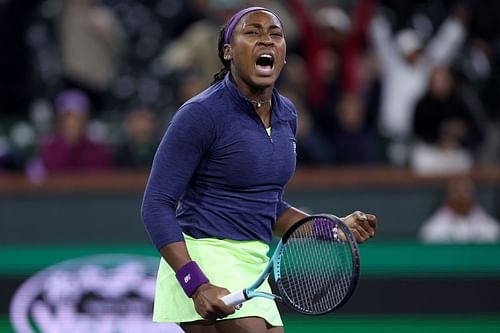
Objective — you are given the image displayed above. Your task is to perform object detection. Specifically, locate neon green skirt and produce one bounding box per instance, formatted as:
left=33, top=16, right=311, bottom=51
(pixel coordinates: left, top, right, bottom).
left=152, top=234, right=283, bottom=327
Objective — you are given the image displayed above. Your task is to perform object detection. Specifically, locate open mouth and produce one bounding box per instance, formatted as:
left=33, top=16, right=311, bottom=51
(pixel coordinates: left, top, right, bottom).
left=255, top=54, right=274, bottom=76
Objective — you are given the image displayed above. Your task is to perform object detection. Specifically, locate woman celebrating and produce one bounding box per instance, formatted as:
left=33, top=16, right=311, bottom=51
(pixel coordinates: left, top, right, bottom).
left=141, top=7, right=377, bottom=333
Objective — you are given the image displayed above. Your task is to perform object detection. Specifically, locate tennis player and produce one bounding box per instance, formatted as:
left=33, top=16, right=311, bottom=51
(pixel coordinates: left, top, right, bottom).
left=141, top=7, right=377, bottom=333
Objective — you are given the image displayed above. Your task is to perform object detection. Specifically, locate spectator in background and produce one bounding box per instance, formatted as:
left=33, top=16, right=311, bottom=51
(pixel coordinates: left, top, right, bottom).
left=284, top=0, right=379, bottom=168
left=114, top=106, right=159, bottom=170
left=37, top=89, right=113, bottom=172
left=286, top=0, right=376, bottom=119
left=57, top=0, right=125, bottom=112
left=280, top=89, right=334, bottom=165
left=331, top=93, right=378, bottom=165
left=410, top=66, right=485, bottom=175
left=175, top=71, right=207, bottom=107
left=463, top=0, right=500, bottom=121
left=278, top=54, right=334, bottom=165
left=161, top=0, right=298, bottom=88
left=370, top=4, right=468, bottom=165
left=419, top=177, right=500, bottom=243
left=160, top=0, right=244, bottom=87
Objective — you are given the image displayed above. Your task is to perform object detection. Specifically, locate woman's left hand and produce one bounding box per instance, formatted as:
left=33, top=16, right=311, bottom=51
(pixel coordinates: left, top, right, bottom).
left=342, top=211, right=377, bottom=243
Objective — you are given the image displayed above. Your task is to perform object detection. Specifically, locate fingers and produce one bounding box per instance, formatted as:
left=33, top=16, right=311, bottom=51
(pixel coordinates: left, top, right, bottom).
left=193, top=285, right=237, bottom=320
left=216, top=296, right=237, bottom=316
left=203, top=301, right=236, bottom=320
left=356, top=211, right=367, bottom=221
left=197, top=301, right=235, bottom=320
left=364, top=214, right=377, bottom=235
left=366, top=213, right=377, bottom=229
left=345, top=211, right=377, bottom=243
left=351, top=222, right=372, bottom=242
left=359, top=214, right=376, bottom=236
left=200, top=306, right=234, bottom=321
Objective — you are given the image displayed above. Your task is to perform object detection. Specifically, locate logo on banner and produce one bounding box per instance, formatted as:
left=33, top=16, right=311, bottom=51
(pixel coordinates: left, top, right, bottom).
left=9, top=254, right=183, bottom=333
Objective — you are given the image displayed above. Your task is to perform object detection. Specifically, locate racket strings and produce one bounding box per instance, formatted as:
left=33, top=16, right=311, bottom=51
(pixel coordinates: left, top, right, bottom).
left=278, top=218, right=356, bottom=314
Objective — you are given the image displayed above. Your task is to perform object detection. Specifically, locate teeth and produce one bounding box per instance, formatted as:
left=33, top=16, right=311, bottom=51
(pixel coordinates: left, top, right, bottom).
left=260, top=54, right=273, bottom=59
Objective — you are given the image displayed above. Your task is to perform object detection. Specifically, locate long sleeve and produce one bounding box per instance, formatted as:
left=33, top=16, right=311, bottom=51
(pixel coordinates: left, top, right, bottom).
left=425, top=17, right=466, bottom=67
left=286, top=0, right=329, bottom=108
left=141, top=102, right=215, bottom=250
left=276, top=116, right=297, bottom=219
left=369, top=15, right=400, bottom=69
left=341, top=0, right=377, bottom=93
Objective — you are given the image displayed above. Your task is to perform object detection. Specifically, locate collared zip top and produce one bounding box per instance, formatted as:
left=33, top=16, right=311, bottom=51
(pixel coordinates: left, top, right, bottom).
left=141, top=74, right=298, bottom=249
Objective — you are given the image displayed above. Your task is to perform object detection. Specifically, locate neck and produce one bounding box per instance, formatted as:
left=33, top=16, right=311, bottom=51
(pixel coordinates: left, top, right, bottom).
left=229, top=73, right=274, bottom=107
left=245, top=97, right=272, bottom=109
left=253, top=99, right=272, bottom=128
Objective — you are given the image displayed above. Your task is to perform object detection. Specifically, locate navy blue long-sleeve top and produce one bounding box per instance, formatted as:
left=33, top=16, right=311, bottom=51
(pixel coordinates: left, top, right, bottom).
left=141, top=74, right=297, bottom=250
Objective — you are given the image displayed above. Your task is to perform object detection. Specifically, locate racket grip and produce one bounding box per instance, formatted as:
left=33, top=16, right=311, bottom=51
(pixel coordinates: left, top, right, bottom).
left=221, top=289, right=248, bottom=307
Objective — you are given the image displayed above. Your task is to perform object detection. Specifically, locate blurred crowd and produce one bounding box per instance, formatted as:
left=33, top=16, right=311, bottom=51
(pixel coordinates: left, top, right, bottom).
left=1, top=0, right=500, bottom=177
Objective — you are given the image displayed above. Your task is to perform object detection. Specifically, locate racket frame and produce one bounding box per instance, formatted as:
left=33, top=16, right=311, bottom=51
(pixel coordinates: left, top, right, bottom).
left=275, top=214, right=360, bottom=315
left=221, top=214, right=360, bottom=313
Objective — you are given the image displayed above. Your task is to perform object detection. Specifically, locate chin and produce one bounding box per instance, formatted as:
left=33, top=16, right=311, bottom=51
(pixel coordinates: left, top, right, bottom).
left=253, top=79, right=275, bottom=88
left=251, top=74, right=280, bottom=89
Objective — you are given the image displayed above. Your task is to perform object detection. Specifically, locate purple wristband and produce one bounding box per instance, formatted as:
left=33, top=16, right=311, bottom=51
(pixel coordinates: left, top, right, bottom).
left=313, top=217, right=339, bottom=241
left=175, top=261, right=209, bottom=298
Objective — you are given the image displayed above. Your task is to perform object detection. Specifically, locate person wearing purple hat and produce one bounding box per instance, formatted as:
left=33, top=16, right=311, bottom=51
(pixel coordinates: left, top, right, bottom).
left=37, top=89, right=113, bottom=172
left=141, top=7, right=377, bottom=332
left=55, top=89, right=91, bottom=114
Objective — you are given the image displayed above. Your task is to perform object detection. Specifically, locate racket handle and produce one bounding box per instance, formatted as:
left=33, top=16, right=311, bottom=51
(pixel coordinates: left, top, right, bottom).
left=221, top=289, right=248, bottom=307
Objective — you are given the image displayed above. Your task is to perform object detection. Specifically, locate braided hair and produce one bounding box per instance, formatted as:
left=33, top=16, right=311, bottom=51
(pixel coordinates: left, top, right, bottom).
left=211, top=25, right=230, bottom=85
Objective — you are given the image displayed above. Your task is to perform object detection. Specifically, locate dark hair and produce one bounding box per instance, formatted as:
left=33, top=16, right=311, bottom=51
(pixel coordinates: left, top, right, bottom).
left=211, top=25, right=231, bottom=85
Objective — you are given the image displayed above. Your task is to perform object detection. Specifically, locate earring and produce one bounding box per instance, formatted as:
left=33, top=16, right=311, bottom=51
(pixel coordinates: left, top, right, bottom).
left=284, top=60, right=287, bottom=64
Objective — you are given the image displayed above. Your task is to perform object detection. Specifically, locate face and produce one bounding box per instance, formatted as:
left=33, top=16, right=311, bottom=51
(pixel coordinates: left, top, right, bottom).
left=224, top=10, right=286, bottom=93
left=430, top=67, right=453, bottom=98
left=320, top=26, right=346, bottom=49
left=446, top=178, right=475, bottom=216
left=336, top=94, right=363, bottom=132
left=403, top=48, right=423, bottom=65
left=58, top=111, right=88, bottom=146
left=124, top=108, right=156, bottom=143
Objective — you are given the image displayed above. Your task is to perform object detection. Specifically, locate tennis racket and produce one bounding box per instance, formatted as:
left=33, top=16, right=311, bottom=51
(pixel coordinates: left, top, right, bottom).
left=221, top=214, right=360, bottom=315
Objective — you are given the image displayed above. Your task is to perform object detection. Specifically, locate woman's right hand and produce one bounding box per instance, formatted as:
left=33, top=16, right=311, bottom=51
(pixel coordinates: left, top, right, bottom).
left=192, top=283, right=236, bottom=320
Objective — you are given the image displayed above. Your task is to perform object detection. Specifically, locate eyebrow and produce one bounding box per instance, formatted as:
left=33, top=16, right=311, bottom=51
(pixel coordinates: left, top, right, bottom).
left=243, top=23, right=283, bottom=31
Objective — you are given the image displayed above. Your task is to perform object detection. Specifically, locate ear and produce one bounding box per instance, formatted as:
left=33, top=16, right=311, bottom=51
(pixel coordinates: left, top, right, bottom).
left=223, top=44, right=232, bottom=61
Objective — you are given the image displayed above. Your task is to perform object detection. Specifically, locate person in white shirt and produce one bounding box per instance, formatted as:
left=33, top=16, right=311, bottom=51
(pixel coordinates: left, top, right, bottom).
left=370, top=5, right=468, bottom=164
left=419, top=177, right=500, bottom=243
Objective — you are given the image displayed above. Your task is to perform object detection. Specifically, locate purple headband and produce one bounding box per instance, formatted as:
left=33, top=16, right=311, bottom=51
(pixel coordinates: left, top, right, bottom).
left=223, top=6, right=281, bottom=44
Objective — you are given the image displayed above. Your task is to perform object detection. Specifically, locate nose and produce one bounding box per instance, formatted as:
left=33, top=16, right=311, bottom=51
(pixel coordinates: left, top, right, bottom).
left=258, top=33, right=274, bottom=46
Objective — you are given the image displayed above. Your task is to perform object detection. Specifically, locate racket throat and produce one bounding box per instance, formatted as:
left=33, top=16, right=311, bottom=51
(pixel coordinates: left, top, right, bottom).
left=250, top=290, right=283, bottom=302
